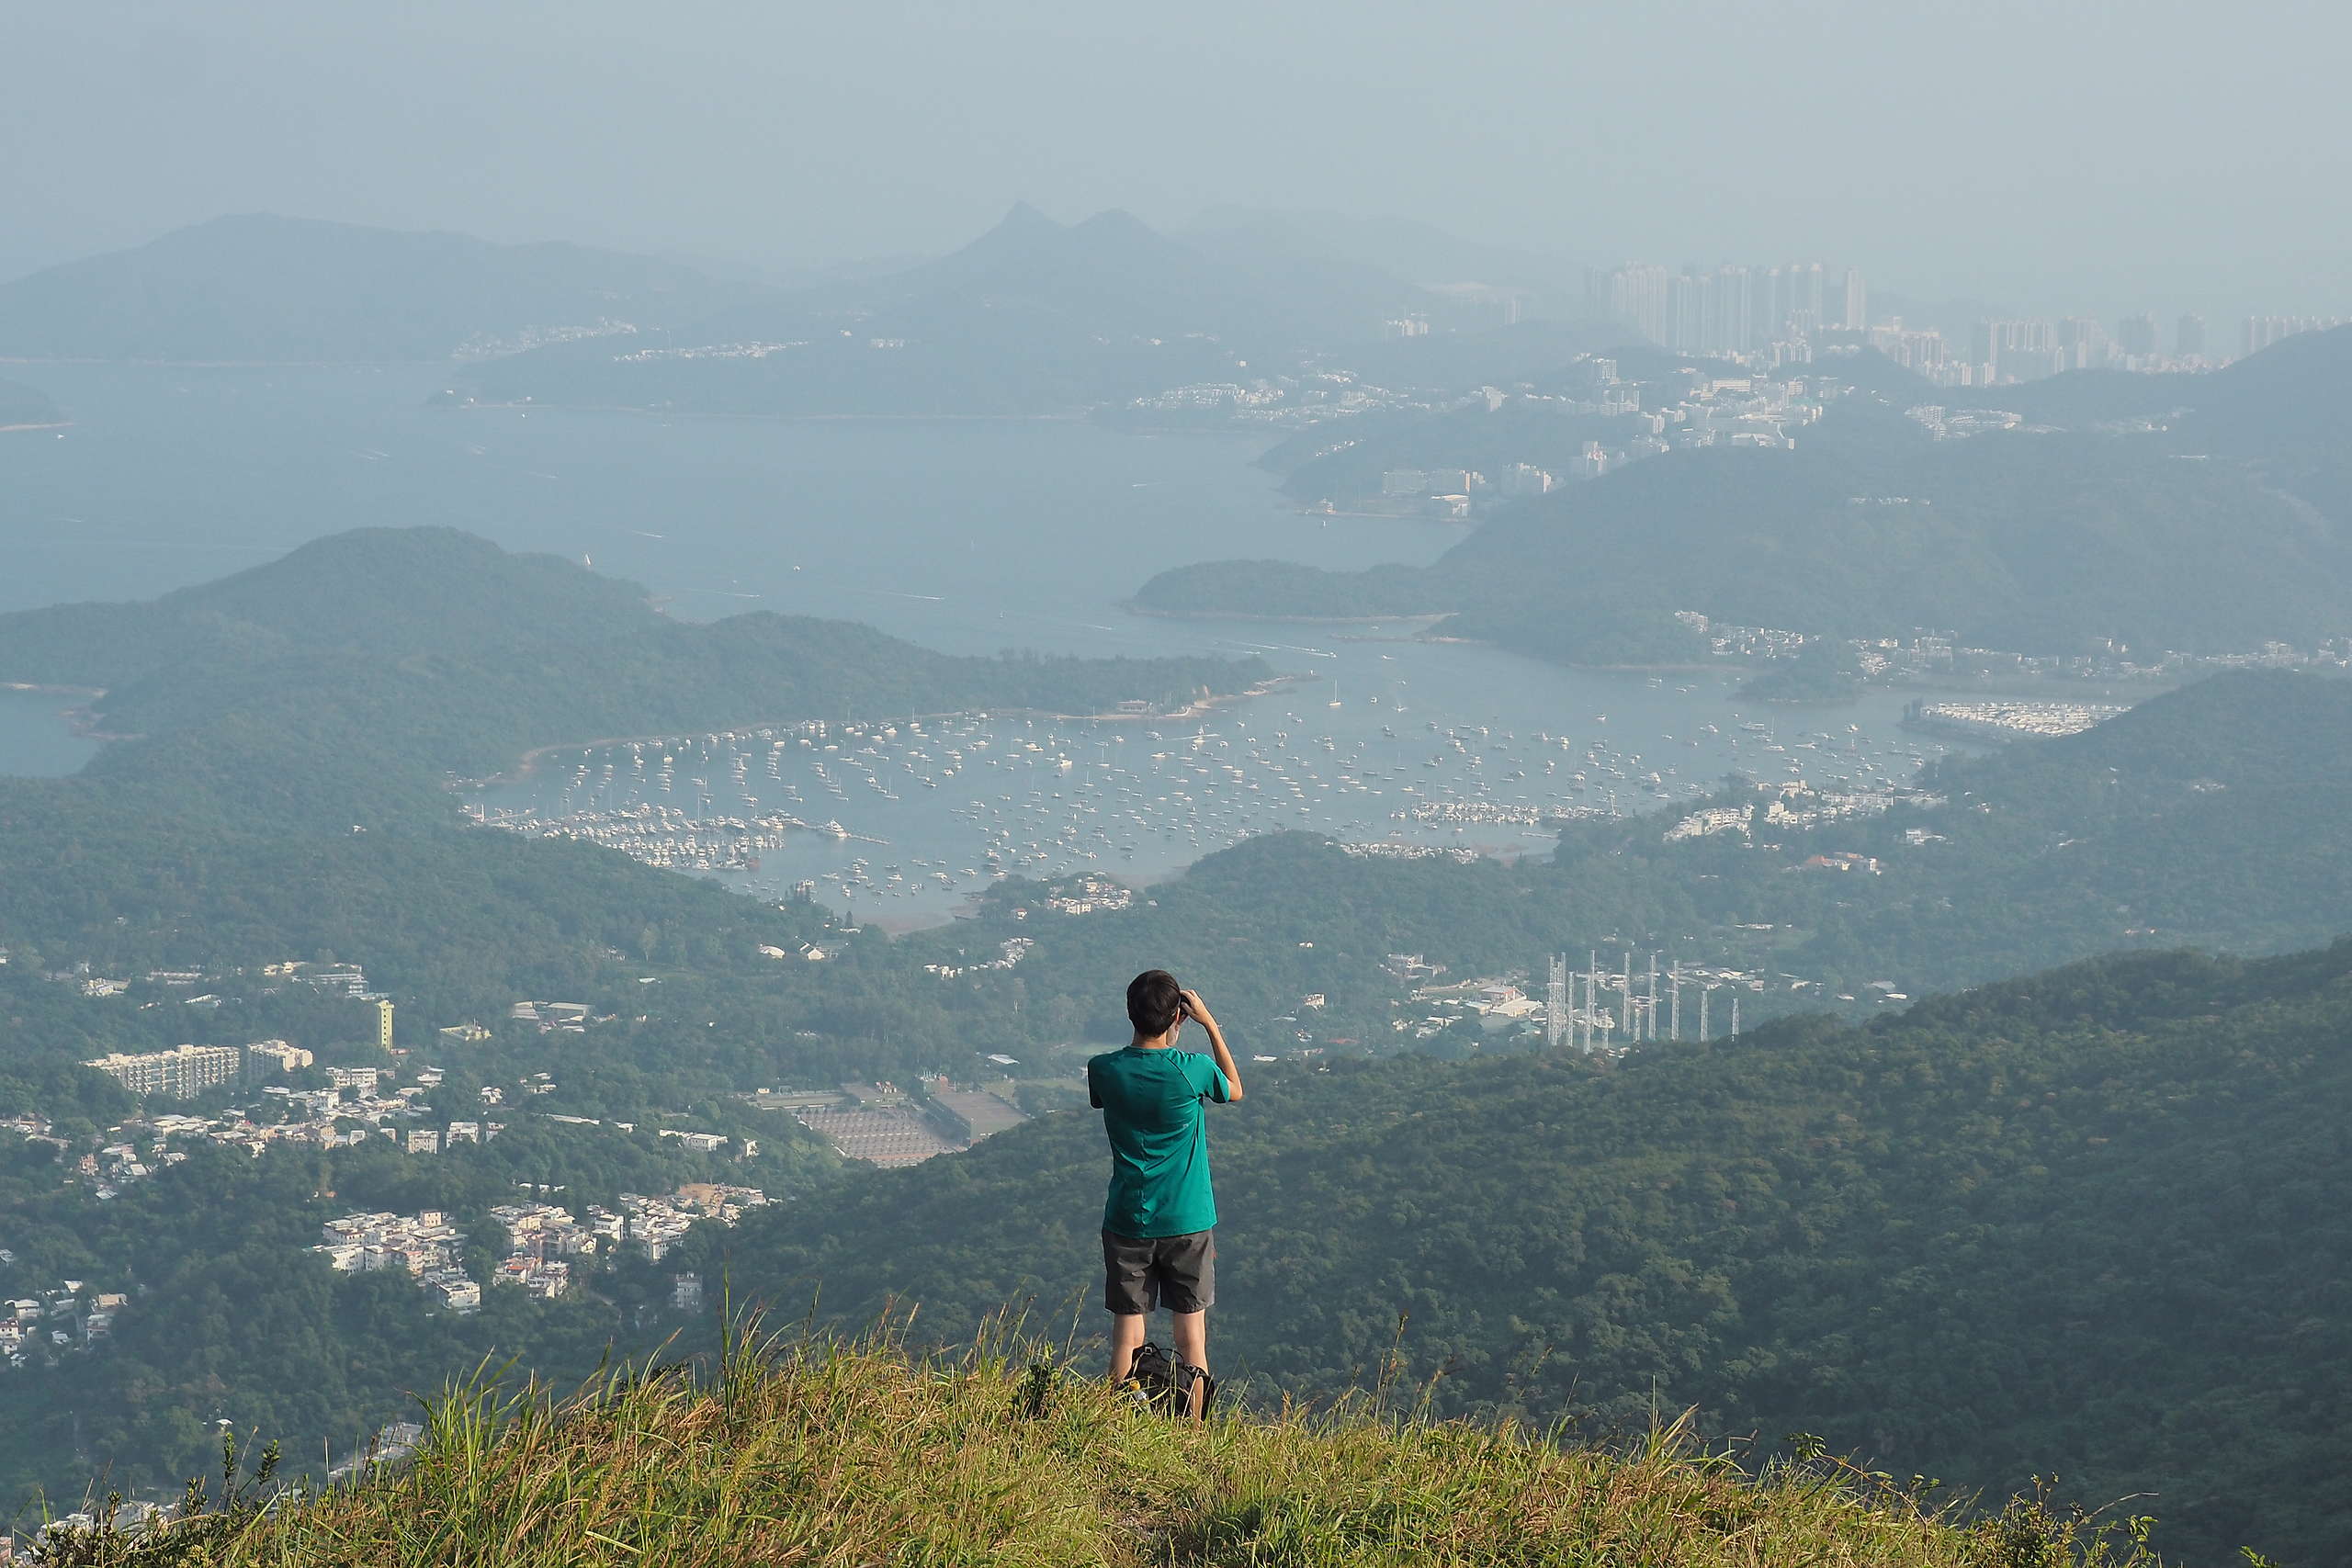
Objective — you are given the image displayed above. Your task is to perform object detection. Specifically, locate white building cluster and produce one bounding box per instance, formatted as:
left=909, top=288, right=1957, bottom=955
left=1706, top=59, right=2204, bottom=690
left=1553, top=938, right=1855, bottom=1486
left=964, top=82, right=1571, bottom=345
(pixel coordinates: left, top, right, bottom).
left=313, top=1211, right=480, bottom=1314
left=923, top=936, right=1034, bottom=980
left=1, top=1284, right=128, bottom=1370
left=1593, top=260, right=1868, bottom=358
left=1906, top=701, right=2128, bottom=740
left=1043, top=874, right=1134, bottom=915
left=80, top=1044, right=242, bottom=1100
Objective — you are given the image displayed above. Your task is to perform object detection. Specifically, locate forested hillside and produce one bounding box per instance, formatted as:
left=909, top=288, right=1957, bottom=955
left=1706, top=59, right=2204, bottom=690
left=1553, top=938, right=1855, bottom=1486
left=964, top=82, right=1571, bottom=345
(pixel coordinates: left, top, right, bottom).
left=6, top=536, right=2348, bottom=1554
left=906, top=670, right=2352, bottom=1038
left=1137, top=431, right=2352, bottom=661
left=0, top=1047, right=839, bottom=1506
left=713, top=940, right=2352, bottom=1565
left=0, top=528, right=1265, bottom=1017
left=0, top=527, right=1255, bottom=776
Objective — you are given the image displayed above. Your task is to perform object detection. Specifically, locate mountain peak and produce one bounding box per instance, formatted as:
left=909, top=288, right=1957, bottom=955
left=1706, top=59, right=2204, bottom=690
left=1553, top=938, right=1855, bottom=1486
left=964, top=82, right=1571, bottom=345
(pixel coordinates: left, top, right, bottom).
left=992, top=200, right=1063, bottom=235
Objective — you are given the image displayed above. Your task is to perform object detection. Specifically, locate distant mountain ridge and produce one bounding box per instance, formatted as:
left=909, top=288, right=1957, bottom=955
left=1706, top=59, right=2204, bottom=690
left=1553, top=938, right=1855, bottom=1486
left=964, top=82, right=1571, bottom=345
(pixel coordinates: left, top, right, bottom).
left=461, top=204, right=1434, bottom=415
left=692, top=201, right=1429, bottom=352
left=0, top=214, right=763, bottom=362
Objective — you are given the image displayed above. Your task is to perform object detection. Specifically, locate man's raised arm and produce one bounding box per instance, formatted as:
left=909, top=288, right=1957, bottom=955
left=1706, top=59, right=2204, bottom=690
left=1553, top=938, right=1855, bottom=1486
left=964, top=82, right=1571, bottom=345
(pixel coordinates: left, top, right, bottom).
left=1179, top=988, right=1244, bottom=1101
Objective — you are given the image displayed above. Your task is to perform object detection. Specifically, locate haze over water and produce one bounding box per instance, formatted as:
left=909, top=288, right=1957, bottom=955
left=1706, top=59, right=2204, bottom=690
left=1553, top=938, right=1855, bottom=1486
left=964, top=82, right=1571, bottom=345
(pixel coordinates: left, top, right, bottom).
left=0, top=366, right=1956, bottom=908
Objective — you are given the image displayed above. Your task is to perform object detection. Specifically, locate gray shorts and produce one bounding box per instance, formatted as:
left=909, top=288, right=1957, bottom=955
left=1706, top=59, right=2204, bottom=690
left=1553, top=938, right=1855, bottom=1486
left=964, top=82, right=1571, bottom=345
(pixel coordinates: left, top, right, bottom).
left=1102, top=1227, right=1215, bottom=1314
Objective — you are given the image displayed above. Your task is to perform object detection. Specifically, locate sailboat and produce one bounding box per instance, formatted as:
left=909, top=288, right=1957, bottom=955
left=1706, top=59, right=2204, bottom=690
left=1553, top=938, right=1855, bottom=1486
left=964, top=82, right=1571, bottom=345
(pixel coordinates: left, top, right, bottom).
left=1328, top=679, right=1341, bottom=709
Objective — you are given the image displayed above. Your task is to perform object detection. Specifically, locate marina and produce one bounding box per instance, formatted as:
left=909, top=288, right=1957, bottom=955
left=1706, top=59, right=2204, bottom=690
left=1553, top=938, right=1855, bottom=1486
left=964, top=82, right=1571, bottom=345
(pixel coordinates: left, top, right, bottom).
left=4, top=365, right=1978, bottom=882
left=469, top=660, right=1967, bottom=922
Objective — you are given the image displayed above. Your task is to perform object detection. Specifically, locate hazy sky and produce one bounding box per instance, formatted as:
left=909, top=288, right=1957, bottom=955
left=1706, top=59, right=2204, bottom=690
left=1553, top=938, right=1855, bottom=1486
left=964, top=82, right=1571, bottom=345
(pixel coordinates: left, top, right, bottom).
left=8, top=0, right=2351, bottom=310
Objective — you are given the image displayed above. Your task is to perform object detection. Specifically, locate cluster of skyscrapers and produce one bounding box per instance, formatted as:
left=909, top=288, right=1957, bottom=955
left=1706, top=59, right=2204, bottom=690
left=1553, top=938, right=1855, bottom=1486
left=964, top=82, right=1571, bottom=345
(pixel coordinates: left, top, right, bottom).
left=1965, top=316, right=2184, bottom=381
left=1592, top=262, right=1867, bottom=358
left=1595, top=259, right=2346, bottom=386
left=1891, top=311, right=2315, bottom=384
left=2242, top=314, right=2347, bottom=356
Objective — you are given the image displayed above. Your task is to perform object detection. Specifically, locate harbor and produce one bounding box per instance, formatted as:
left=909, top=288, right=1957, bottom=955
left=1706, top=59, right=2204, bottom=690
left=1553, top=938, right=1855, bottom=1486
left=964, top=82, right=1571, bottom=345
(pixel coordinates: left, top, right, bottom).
left=469, top=658, right=1972, bottom=923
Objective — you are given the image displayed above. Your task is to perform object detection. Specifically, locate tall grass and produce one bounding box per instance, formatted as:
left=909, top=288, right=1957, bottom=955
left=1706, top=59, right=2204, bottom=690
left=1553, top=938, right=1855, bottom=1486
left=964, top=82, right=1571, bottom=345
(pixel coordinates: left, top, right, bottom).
left=41, top=1315, right=2162, bottom=1567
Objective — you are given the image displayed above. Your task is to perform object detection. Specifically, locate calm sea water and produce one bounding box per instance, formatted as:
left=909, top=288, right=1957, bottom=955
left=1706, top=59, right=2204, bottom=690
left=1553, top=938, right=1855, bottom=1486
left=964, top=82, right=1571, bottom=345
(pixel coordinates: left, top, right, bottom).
left=0, top=363, right=1442, bottom=647
left=0, top=688, right=98, bottom=776
left=0, top=365, right=1958, bottom=913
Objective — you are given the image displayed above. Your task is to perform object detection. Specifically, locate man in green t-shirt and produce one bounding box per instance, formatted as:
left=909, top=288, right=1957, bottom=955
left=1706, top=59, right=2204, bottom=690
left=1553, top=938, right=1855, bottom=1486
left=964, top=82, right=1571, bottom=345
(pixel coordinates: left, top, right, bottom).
left=1087, top=969, right=1245, bottom=1413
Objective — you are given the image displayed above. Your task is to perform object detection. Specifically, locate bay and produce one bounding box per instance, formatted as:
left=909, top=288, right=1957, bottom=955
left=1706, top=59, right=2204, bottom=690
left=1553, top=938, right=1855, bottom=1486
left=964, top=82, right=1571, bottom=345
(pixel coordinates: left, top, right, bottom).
left=0, top=688, right=99, bottom=777
left=0, top=366, right=1959, bottom=906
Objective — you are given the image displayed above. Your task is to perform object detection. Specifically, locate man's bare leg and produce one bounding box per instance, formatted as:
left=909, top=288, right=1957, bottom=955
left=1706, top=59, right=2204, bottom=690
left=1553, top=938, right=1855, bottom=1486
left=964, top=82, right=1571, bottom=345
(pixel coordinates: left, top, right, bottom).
left=1109, top=1311, right=1147, bottom=1383
left=1171, top=1309, right=1209, bottom=1416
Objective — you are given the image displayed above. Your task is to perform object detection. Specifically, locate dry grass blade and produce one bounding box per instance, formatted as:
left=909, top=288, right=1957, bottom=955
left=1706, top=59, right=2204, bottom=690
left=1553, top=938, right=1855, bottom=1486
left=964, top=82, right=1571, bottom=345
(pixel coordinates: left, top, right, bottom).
left=40, top=1323, right=2164, bottom=1568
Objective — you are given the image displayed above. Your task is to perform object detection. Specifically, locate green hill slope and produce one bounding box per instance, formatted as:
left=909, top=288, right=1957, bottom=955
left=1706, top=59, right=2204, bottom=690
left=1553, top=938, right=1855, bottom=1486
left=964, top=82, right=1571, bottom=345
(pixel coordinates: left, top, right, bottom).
left=909, top=671, right=2352, bottom=1035
left=43, top=1340, right=2159, bottom=1568
left=1139, top=433, right=2352, bottom=660
left=0, top=526, right=1257, bottom=785
left=712, top=940, right=2352, bottom=1564
left=0, top=528, right=1264, bottom=1010
left=1143, top=326, right=2352, bottom=663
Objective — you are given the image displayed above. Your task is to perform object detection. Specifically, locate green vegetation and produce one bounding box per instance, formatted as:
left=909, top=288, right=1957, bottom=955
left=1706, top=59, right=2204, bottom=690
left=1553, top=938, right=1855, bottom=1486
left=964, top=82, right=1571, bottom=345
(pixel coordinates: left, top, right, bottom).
left=0, top=526, right=1257, bottom=780
left=0, top=527, right=1274, bottom=1517
left=0, top=527, right=1265, bottom=1015
left=7, top=534, right=2351, bottom=1558
left=716, top=939, right=2352, bottom=1565
left=0, top=1118, right=829, bottom=1506
left=899, top=671, right=2352, bottom=1042
left=1736, top=637, right=1862, bottom=702
left=1140, top=427, right=2352, bottom=662
left=46, top=1336, right=2161, bottom=1568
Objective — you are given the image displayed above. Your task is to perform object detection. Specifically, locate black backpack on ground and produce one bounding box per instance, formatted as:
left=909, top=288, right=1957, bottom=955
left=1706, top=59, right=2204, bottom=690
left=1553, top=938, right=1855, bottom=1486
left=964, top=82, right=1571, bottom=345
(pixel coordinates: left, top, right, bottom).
left=1125, top=1341, right=1217, bottom=1418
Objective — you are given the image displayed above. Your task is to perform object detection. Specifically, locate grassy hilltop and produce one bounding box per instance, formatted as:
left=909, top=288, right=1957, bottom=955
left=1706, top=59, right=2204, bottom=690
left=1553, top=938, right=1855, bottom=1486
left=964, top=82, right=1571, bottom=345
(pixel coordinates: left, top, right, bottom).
left=48, top=1337, right=2156, bottom=1568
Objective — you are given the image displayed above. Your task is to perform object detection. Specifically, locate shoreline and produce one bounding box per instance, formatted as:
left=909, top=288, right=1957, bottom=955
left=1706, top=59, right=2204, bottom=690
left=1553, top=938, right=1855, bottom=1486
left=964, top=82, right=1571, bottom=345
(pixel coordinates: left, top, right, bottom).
left=1125, top=602, right=1453, bottom=628
left=1291, top=507, right=1477, bottom=525
left=0, top=681, right=106, bottom=697
left=0, top=355, right=458, bottom=368
left=450, top=400, right=1088, bottom=425
left=1882, top=671, right=2178, bottom=703
left=0, top=683, right=137, bottom=743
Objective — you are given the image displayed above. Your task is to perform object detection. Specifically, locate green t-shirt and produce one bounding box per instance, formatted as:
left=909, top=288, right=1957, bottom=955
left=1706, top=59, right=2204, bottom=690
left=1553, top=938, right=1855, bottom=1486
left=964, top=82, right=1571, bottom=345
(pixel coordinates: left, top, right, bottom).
left=1087, top=1044, right=1231, bottom=1238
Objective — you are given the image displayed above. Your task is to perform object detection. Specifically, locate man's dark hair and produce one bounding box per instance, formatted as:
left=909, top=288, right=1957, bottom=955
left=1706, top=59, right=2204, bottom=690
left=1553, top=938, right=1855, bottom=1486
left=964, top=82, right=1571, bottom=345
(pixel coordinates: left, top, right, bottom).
left=1127, top=969, right=1183, bottom=1037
